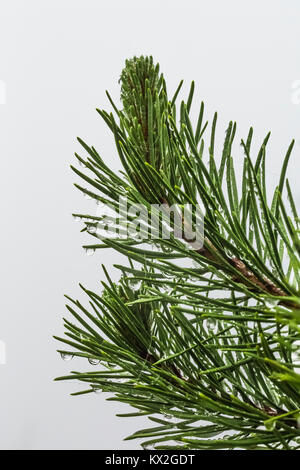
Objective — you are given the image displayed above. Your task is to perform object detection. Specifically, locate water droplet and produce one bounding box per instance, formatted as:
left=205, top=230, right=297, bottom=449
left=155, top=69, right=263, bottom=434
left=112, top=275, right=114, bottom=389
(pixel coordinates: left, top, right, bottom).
left=128, top=227, right=142, bottom=240
left=105, top=217, right=114, bottom=227
left=88, top=357, right=100, bottom=365
left=151, top=376, right=159, bottom=386
left=60, top=352, right=74, bottom=361
left=88, top=224, right=97, bottom=234
left=128, top=279, right=142, bottom=290
left=92, top=386, right=102, bottom=394
left=83, top=192, right=92, bottom=200
left=206, top=318, right=217, bottom=332
left=107, top=362, right=116, bottom=369
left=161, top=407, right=172, bottom=419
left=162, top=244, right=173, bottom=253
left=224, top=248, right=233, bottom=257
left=264, top=420, right=276, bottom=431
left=78, top=161, right=86, bottom=168
left=279, top=396, right=288, bottom=407
left=73, top=215, right=82, bottom=222
left=152, top=242, right=162, bottom=252
left=85, top=248, right=95, bottom=256
left=142, top=443, right=153, bottom=450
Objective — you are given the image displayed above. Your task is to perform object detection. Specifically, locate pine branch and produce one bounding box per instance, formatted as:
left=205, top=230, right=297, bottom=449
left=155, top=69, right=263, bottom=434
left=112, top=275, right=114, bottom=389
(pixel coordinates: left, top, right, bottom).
left=55, top=56, right=300, bottom=450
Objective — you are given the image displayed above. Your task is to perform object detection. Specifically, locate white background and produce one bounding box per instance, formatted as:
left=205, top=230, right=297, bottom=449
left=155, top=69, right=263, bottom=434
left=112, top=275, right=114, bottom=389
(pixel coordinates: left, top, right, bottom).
left=0, top=0, right=300, bottom=449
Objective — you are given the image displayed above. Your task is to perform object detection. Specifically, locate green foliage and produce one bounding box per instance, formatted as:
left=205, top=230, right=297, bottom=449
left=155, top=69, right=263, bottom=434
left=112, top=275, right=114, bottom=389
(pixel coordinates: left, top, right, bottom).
left=55, top=56, right=300, bottom=450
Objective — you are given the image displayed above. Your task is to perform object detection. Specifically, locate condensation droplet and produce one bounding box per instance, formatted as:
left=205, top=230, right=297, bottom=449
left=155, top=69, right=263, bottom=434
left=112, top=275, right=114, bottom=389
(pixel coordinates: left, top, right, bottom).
left=162, top=244, right=173, bottom=253
left=264, top=420, right=276, bottom=432
left=128, top=279, right=142, bottom=291
left=206, top=317, right=217, bottom=332
left=85, top=248, right=96, bottom=256
left=129, top=229, right=142, bottom=240
left=142, top=443, right=153, bottom=450
left=161, top=407, right=172, bottom=419
left=88, top=357, right=100, bottom=365
left=88, top=224, right=97, bottom=234
left=152, top=242, right=162, bottom=252
left=60, top=352, right=74, bottom=362
left=105, top=217, right=114, bottom=227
